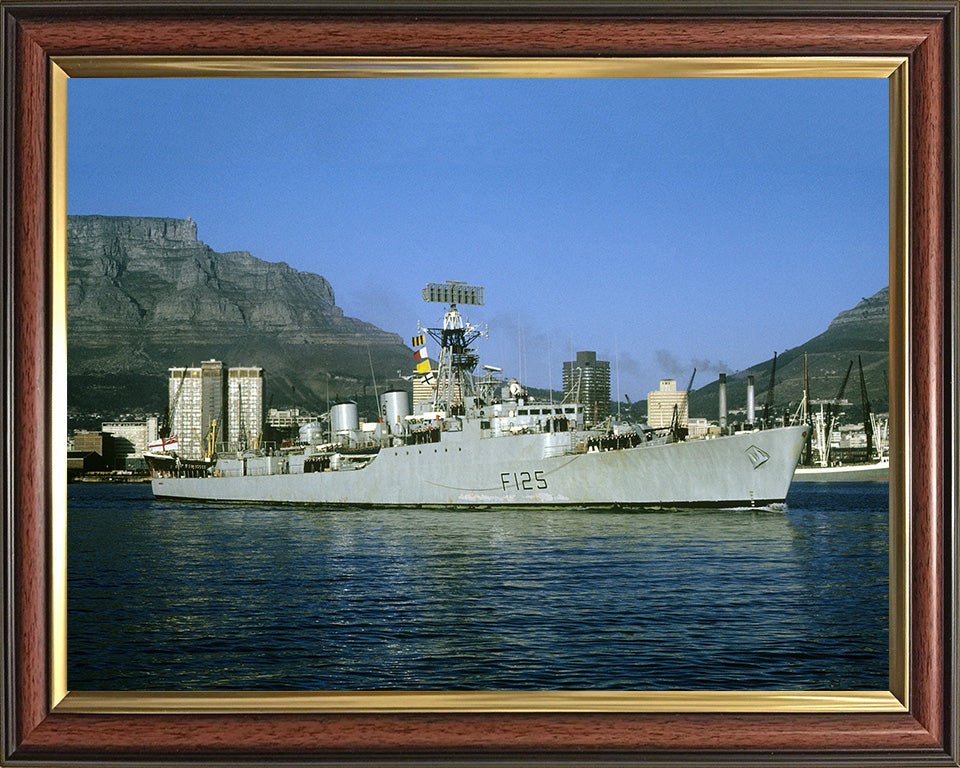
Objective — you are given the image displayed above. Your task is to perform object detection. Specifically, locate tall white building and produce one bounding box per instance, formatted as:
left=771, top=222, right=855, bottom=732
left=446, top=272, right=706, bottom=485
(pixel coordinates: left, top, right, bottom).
left=169, top=366, right=204, bottom=459
left=227, top=366, right=264, bottom=451
left=647, top=379, right=689, bottom=430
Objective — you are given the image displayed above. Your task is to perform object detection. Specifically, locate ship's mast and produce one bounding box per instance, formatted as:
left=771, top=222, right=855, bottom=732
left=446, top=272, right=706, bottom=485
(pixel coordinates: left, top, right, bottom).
left=858, top=355, right=874, bottom=459
left=421, top=281, right=486, bottom=414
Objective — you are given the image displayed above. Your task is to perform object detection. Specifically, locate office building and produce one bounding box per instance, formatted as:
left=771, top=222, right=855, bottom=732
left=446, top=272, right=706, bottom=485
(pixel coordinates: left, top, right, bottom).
left=169, top=365, right=203, bottom=459
left=168, top=360, right=225, bottom=459
left=227, top=366, right=264, bottom=451
left=101, top=416, right=159, bottom=469
left=647, top=379, right=689, bottom=430
left=562, top=350, right=610, bottom=426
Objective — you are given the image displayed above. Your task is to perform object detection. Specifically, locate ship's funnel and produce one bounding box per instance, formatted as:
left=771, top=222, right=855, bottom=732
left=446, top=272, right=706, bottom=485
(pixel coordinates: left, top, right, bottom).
left=747, top=375, right=756, bottom=426
left=381, top=390, right=411, bottom=435
left=330, top=402, right=359, bottom=435
left=718, top=373, right=727, bottom=429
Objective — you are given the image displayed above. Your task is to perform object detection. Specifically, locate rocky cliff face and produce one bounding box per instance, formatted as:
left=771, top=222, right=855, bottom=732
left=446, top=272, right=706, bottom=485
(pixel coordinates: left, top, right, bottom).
left=67, top=215, right=412, bottom=417
left=813, top=286, right=889, bottom=351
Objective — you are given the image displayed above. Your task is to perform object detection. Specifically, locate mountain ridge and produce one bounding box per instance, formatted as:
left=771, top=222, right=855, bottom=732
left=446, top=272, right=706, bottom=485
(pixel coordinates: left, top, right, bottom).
left=67, top=215, right=412, bottom=423
left=687, top=286, right=889, bottom=423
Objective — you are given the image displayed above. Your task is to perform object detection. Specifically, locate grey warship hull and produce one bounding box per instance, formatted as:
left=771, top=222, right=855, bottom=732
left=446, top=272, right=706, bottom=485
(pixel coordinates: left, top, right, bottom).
left=152, top=423, right=808, bottom=509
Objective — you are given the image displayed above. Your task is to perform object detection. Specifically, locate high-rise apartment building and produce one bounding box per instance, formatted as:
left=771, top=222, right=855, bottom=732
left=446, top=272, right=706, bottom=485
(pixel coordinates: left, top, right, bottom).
left=227, top=366, right=264, bottom=451
left=412, top=375, right=430, bottom=414
left=169, top=366, right=204, bottom=459
left=562, top=351, right=610, bottom=426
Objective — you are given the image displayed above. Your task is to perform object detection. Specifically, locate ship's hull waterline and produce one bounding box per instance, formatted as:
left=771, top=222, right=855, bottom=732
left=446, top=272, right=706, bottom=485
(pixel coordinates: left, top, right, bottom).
left=152, top=424, right=809, bottom=510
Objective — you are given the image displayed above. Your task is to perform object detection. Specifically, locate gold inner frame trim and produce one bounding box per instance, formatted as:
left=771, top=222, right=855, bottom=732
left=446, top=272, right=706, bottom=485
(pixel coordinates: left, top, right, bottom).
left=54, top=55, right=905, bottom=79
left=49, top=55, right=910, bottom=715
left=50, top=61, right=69, bottom=709
left=58, top=689, right=904, bottom=715
left=886, top=61, right=910, bottom=710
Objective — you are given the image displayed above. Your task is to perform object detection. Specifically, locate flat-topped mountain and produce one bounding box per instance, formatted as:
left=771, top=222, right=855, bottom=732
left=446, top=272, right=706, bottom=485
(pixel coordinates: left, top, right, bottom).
left=68, top=215, right=412, bottom=420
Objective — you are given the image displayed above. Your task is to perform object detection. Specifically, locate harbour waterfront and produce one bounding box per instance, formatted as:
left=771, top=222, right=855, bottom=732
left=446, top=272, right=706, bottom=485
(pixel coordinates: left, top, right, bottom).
left=67, top=482, right=888, bottom=691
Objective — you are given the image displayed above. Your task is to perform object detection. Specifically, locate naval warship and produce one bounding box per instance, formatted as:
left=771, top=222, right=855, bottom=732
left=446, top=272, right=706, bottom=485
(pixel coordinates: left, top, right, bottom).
left=146, top=282, right=808, bottom=509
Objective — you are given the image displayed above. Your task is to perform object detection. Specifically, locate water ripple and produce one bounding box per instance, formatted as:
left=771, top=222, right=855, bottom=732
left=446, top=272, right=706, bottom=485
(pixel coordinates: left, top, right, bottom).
left=68, top=482, right=888, bottom=691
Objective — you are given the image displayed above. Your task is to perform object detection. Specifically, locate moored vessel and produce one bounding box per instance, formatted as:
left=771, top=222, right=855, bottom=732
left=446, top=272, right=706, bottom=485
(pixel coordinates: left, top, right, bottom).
left=793, top=460, right=888, bottom=483
left=793, top=357, right=889, bottom=483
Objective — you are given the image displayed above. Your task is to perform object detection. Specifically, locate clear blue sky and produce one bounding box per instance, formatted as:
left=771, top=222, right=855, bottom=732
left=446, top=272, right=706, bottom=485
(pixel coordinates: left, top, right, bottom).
left=68, top=76, right=888, bottom=400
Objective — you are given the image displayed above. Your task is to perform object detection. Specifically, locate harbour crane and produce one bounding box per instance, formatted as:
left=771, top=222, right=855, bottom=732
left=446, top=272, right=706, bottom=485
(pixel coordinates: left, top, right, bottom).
left=807, top=360, right=854, bottom=467
left=827, top=361, right=853, bottom=437
left=670, top=367, right=696, bottom=438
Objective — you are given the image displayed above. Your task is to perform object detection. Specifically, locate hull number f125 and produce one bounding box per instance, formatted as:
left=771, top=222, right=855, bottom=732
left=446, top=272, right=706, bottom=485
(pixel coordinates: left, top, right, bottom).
left=501, top=470, right=548, bottom=491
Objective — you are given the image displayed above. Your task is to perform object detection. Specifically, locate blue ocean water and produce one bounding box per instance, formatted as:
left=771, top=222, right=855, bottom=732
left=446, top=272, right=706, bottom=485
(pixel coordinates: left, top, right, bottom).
left=67, top=482, right=888, bottom=691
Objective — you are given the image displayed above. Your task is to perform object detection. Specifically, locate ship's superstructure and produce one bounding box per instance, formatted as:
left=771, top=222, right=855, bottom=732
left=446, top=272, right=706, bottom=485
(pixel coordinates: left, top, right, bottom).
left=146, top=281, right=809, bottom=509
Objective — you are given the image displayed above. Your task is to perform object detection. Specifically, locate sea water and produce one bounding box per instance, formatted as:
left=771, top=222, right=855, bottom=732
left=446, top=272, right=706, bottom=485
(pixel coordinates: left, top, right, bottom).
left=67, top=482, right=888, bottom=691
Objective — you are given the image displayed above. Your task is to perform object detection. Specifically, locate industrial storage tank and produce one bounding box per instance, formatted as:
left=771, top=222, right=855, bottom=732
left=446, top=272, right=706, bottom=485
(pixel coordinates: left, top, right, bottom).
left=380, top=390, right=411, bottom=435
left=330, top=402, right=359, bottom=435
left=298, top=421, right=324, bottom=445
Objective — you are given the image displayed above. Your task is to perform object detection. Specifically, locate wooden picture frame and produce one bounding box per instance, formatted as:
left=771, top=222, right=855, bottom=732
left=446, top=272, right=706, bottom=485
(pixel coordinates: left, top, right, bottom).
left=2, top=2, right=957, bottom=765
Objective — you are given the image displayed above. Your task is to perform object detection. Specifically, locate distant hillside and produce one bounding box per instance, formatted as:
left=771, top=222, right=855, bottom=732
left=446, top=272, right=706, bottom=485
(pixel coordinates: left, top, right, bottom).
left=67, top=215, right=412, bottom=422
left=688, top=287, right=889, bottom=424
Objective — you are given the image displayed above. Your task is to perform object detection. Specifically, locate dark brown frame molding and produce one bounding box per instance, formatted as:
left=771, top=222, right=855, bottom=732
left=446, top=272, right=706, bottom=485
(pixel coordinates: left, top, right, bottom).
left=2, top=2, right=957, bottom=766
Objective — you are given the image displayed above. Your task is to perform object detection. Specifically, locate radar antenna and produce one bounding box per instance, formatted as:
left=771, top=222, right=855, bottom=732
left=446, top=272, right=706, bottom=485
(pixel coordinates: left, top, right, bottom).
left=421, top=281, right=487, bottom=414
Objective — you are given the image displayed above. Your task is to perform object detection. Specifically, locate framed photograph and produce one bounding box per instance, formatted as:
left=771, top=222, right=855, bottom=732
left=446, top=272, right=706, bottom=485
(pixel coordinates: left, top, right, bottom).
left=2, top=2, right=957, bottom=766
